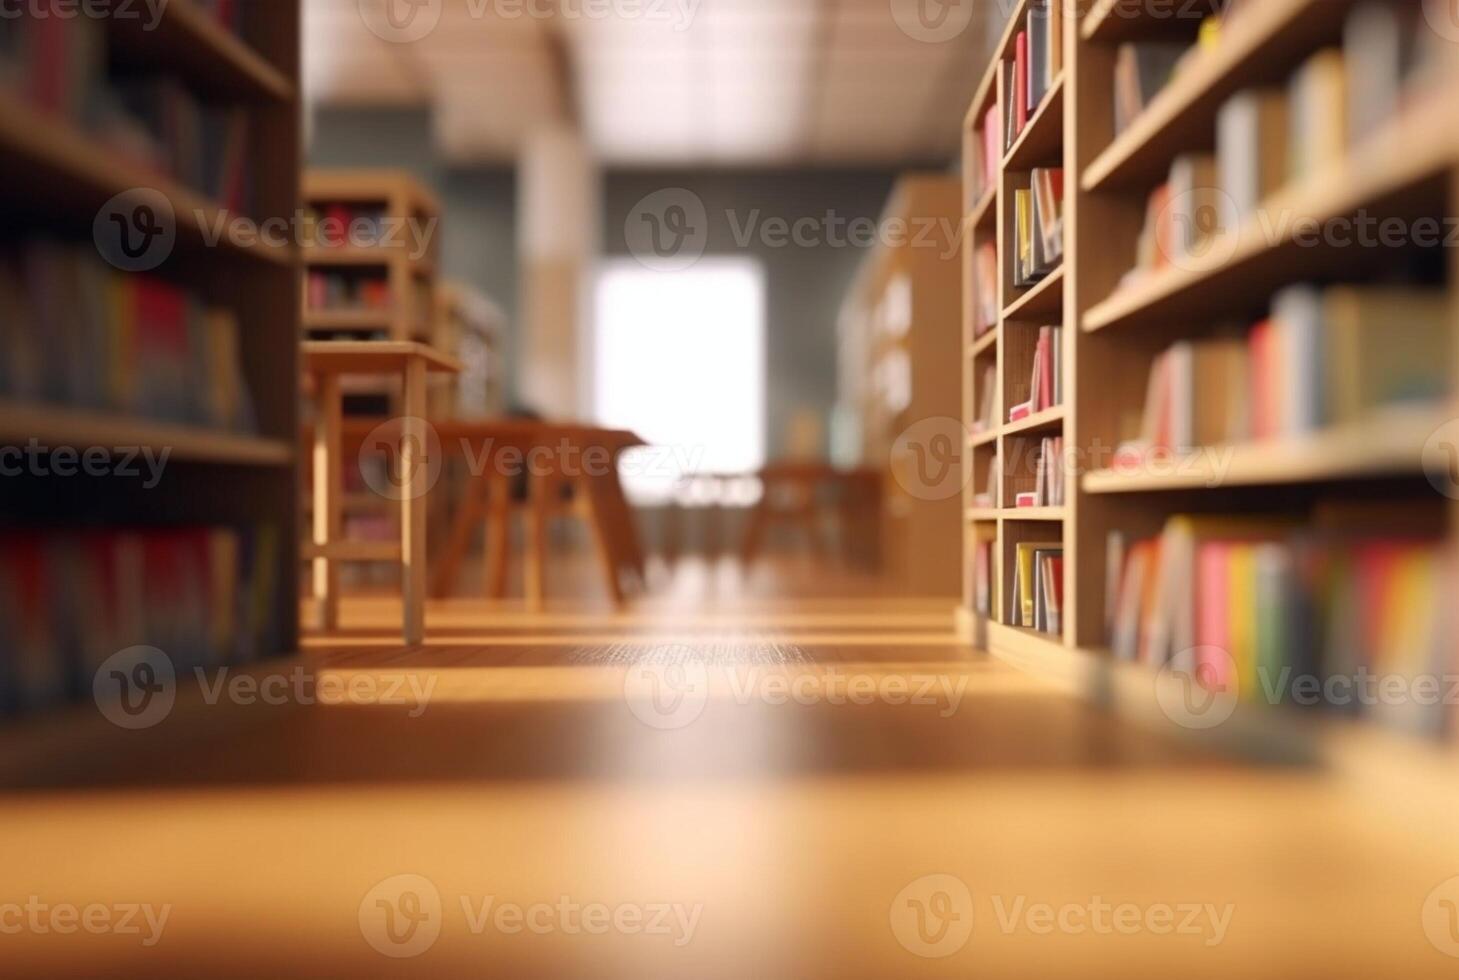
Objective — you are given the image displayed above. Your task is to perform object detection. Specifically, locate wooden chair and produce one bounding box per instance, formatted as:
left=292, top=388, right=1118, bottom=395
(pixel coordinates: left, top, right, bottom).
left=423, top=421, right=646, bottom=607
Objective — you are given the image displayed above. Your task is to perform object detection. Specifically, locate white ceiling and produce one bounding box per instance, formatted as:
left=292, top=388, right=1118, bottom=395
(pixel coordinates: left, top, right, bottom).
left=304, top=0, right=994, bottom=166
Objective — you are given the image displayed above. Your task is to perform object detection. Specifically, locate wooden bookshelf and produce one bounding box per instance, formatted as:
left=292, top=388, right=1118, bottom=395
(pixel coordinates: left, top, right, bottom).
left=960, top=0, right=1459, bottom=757
left=959, top=0, right=1069, bottom=651
left=839, top=173, right=964, bottom=596
left=302, top=169, right=441, bottom=343
left=0, top=3, right=303, bottom=704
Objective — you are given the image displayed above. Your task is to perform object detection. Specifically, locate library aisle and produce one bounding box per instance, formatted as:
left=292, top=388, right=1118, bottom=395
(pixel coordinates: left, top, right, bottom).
left=1, top=559, right=1457, bottom=977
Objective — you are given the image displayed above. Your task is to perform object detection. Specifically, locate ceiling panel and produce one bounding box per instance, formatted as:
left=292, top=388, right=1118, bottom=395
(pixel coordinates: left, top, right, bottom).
left=304, top=0, right=993, bottom=166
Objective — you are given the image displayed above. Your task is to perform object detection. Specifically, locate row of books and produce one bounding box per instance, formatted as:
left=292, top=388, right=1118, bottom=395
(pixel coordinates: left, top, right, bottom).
left=1012, top=541, right=1064, bottom=635
left=1122, top=2, right=1446, bottom=285
left=1111, top=1, right=1256, bottom=138
left=306, top=270, right=393, bottom=313
left=306, top=205, right=401, bottom=250
left=1013, top=168, right=1063, bottom=287
left=1015, top=436, right=1066, bottom=510
left=0, top=15, right=253, bottom=211
left=973, top=451, right=999, bottom=510
left=1009, top=324, right=1063, bottom=422
left=969, top=0, right=1065, bottom=200
left=973, top=364, right=997, bottom=433
left=1115, top=284, right=1448, bottom=463
left=114, top=78, right=252, bottom=213
left=973, top=242, right=998, bottom=337
left=0, top=242, right=257, bottom=432
left=0, top=526, right=281, bottom=716
left=1107, top=511, right=1453, bottom=736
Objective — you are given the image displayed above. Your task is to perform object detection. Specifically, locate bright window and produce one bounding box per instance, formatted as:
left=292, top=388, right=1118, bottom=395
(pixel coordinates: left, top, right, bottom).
left=593, top=258, right=766, bottom=504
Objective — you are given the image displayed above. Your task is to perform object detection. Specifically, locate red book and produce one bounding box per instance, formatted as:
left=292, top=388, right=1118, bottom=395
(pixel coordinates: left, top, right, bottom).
left=1009, top=400, right=1033, bottom=423
left=983, top=105, right=1001, bottom=189
left=1015, top=32, right=1030, bottom=135
left=1248, top=319, right=1277, bottom=440
left=1196, top=542, right=1234, bottom=693
left=1015, top=492, right=1038, bottom=509
left=1050, top=556, right=1065, bottom=610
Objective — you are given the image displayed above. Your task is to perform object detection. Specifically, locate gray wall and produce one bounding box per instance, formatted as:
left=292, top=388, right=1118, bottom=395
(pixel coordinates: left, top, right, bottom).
left=602, top=170, right=898, bottom=457
left=307, top=109, right=906, bottom=452
left=307, top=108, right=521, bottom=401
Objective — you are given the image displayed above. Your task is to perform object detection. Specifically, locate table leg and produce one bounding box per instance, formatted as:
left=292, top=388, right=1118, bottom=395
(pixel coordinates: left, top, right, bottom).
left=311, top=373, right=342, bottom=631
left=401, top=357, right=428, bottom=645
left=524, top=469, right=548, bottom=611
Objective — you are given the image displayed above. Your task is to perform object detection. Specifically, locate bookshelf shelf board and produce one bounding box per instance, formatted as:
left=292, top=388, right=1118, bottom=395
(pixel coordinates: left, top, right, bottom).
left=969, top=186, right=998, bottom=233
left=1082, top=405, right=1452, bottom=493
left=1082, top=96, right=1455, bottom=334
left=1003, top=74, right=1065, bottom=173
left=1081, top=0, right=1347, bottom=192
left=1082, top=0, right=1221, bottom=45
left=0, top=403, right=295, bottom=466
left=970, top=427, right=1000, bottom=449
left=1001, top=507, right=1066, bottom=522
left=1003, top=266, right=1064, bottom=320
left=967, top=508, right=1001, bottom=522
left=1002, top=404, right=1065, bottom=437
left=0, top=92, right=292, bottom=266
left=110, top=0, right=294, bottom=101
left=970, top=327, right=998, bottom=358
left=303, top=309, right=396, bottom=331
left=987, top=621, right=1066, bottom=661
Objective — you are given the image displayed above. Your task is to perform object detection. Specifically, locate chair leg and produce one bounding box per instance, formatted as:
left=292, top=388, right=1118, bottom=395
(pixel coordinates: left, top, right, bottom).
left=431, top=476, right=486, bottom=598
left=485, top=473, right=511, bottom=599
left=580, top=475, right=626, bottom=606
left=740, top=501, right=771, bottom=565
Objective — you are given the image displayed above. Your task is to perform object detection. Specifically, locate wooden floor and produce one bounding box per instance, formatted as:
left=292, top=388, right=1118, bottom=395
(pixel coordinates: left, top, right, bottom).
left=2, top=557, right=1457, bottom=977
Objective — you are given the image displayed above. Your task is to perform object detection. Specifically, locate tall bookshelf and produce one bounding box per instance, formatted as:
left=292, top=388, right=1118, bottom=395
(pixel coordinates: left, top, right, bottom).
left=842, top=173, right=964, bottom=596
left=961, top=0, right=1459, bottom=759
left=959, top=0, right=1071, bottom=649
left=303, top=169, right=441, bottom=344
left=0, top=3, right=303, bottom=701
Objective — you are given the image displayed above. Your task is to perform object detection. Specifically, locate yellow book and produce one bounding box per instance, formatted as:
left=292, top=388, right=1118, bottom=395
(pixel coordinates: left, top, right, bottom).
left=1227, top=545, right=1257, bottom=701
left=1016, top=541, right=1061, bottom=628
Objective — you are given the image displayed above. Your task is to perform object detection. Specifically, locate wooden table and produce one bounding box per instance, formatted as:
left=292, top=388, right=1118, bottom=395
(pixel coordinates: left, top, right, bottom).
left=302, top=341, right=462, bottom=643
left=333, top=419, right=646, bottom=608
left=740, top=461, right=882, bottom=565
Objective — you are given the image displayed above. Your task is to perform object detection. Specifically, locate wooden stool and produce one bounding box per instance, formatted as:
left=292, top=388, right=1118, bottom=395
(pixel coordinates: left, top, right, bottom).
left=302, top=341, right=461, bottom=644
